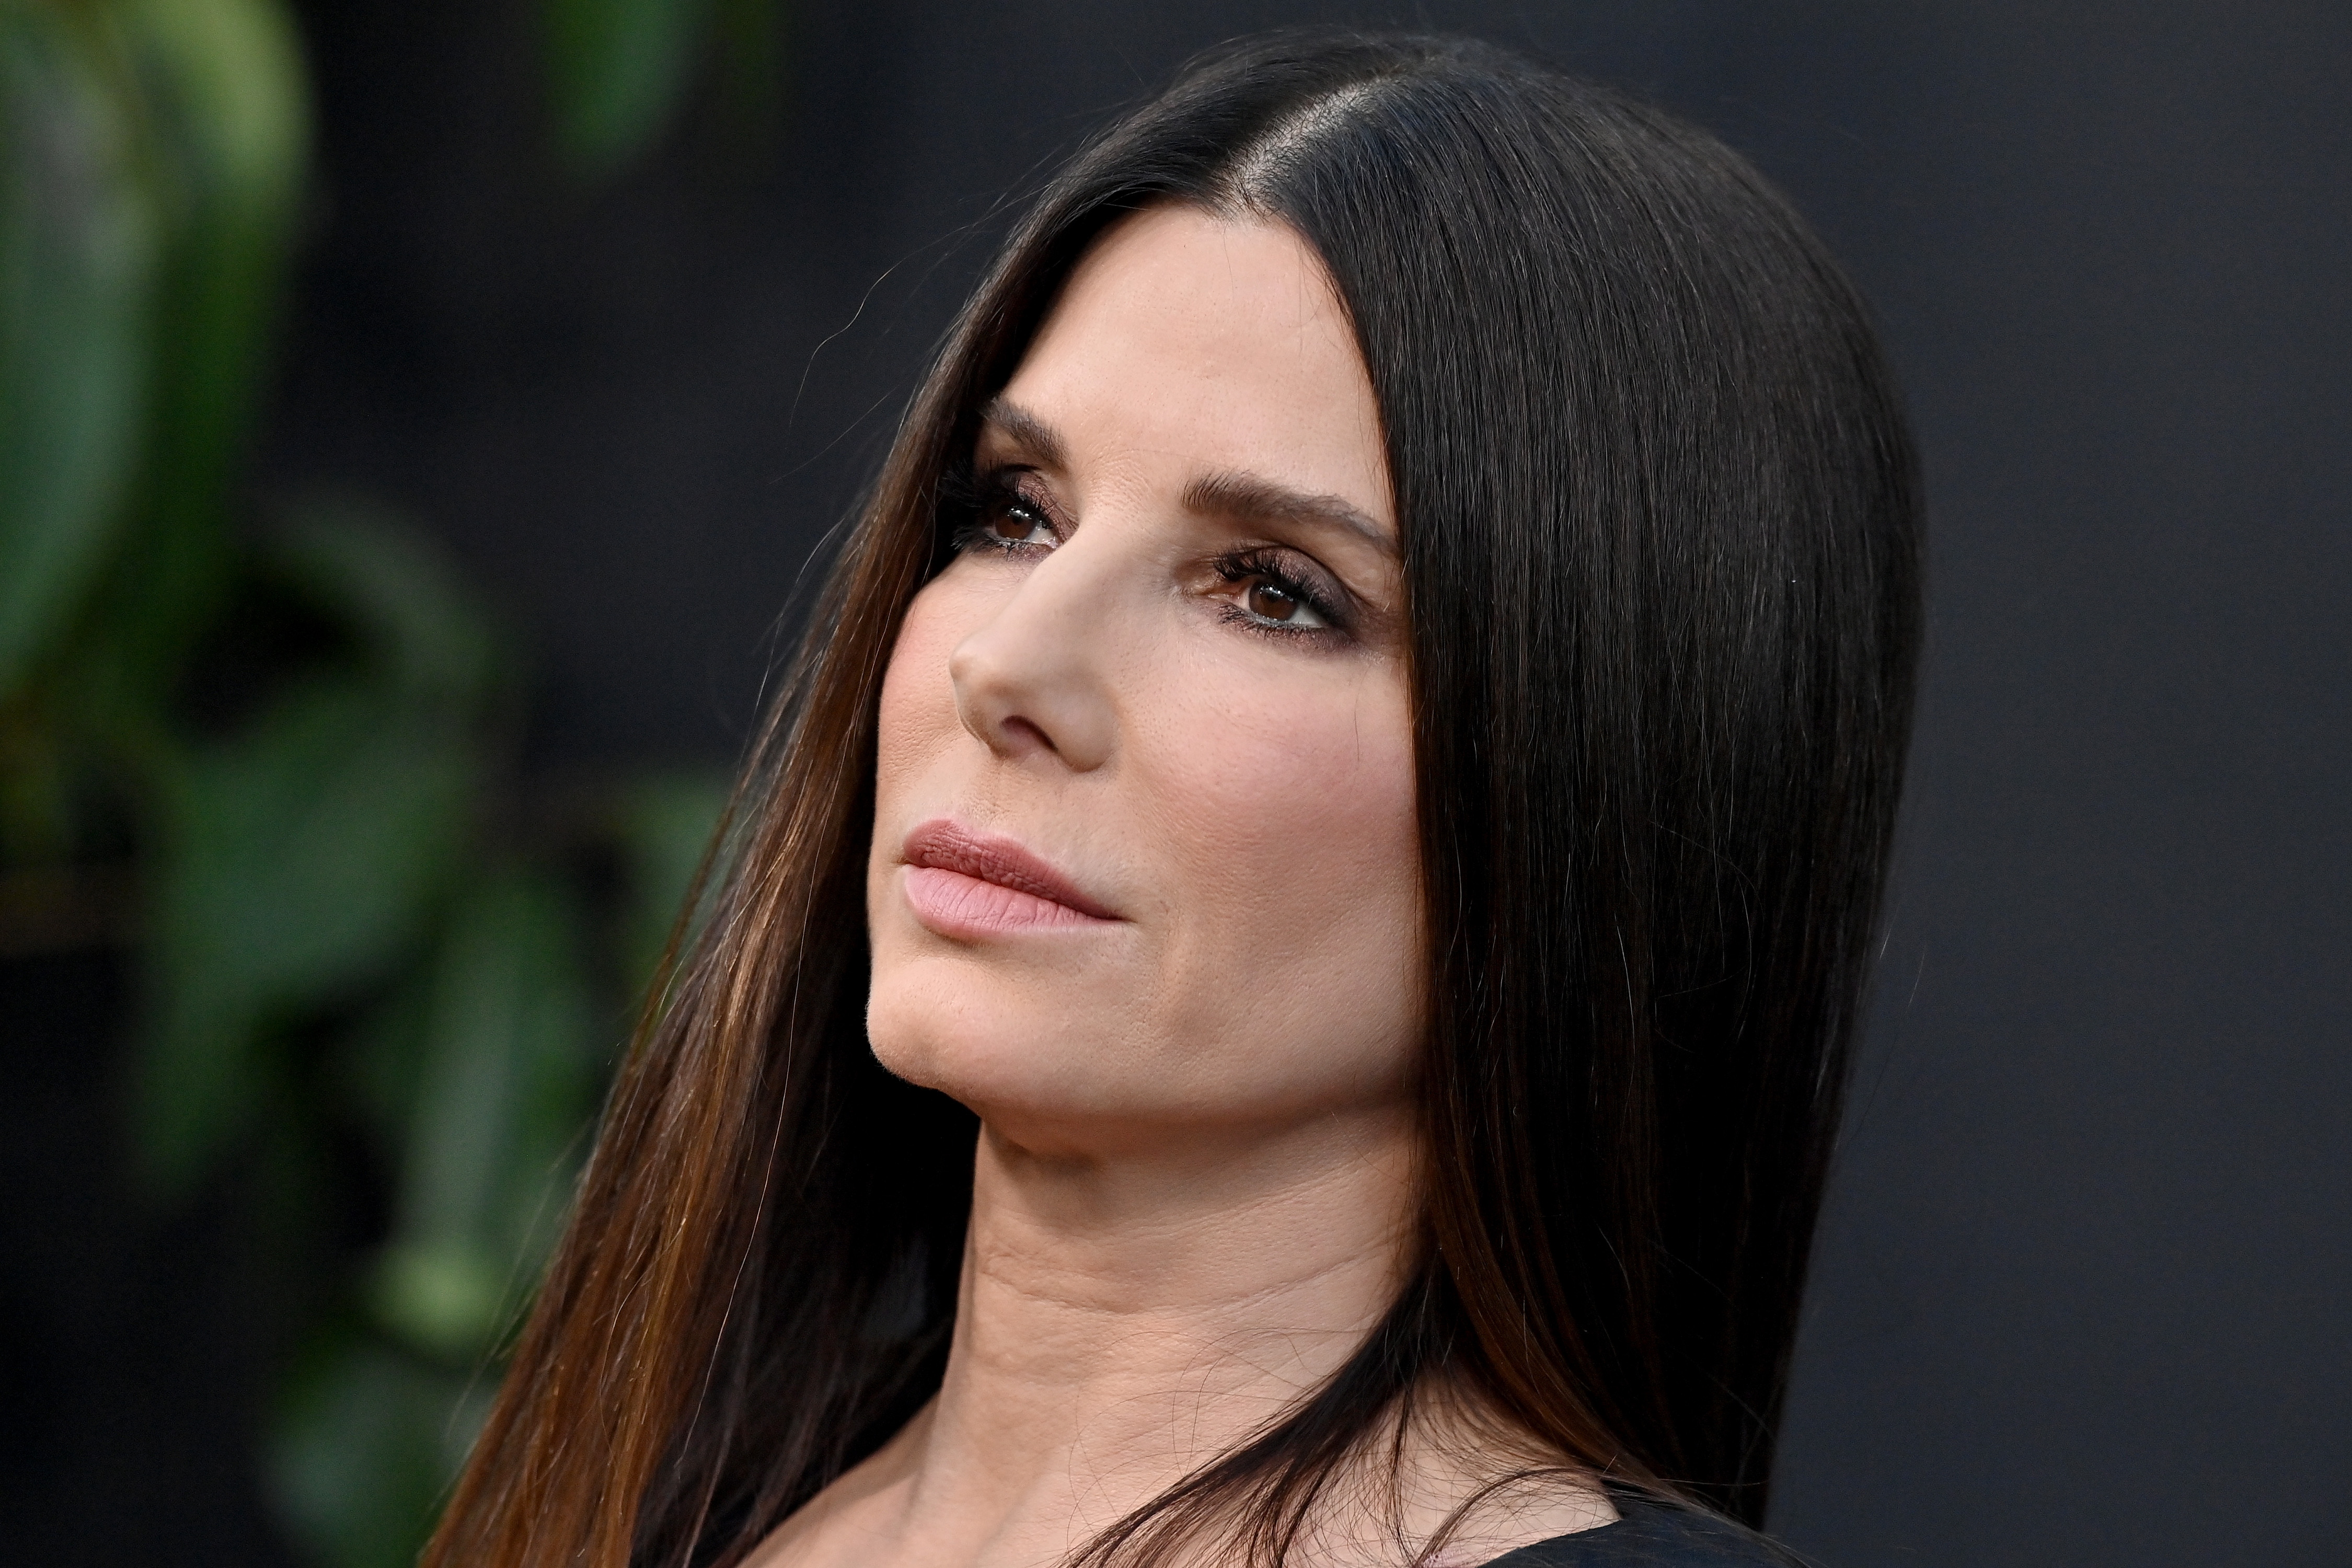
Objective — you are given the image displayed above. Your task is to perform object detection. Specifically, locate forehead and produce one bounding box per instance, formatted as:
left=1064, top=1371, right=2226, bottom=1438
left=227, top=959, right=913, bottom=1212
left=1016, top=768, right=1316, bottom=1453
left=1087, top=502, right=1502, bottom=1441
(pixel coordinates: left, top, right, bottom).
left=996, top=205, right=1392, bottom=528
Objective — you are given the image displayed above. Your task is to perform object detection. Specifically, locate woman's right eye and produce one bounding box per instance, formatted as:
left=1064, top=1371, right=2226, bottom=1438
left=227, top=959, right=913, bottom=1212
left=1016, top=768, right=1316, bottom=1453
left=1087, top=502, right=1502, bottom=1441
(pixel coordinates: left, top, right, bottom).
left=952, top=475, right=1062, bottom=558
left=979, top=495, right=1056, bottom=547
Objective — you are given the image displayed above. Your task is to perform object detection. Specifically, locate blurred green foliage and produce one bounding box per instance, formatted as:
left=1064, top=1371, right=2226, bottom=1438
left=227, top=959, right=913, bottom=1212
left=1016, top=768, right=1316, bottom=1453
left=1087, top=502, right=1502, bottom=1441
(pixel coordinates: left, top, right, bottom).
left=543, top=0, right=782, bottom=177
left=1, top=1, right=756, bottom=1563
left=543, top=0, right=713, bottom=177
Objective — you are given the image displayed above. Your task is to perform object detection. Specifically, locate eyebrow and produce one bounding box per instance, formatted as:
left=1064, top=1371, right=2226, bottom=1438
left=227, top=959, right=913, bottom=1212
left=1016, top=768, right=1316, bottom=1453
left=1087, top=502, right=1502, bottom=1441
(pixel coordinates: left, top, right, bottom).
left=978, top=397, right=1393, bottom=556
left=1181, top=470, right=1395, bottom=556
left=977, top=397, right=1068, bottom=469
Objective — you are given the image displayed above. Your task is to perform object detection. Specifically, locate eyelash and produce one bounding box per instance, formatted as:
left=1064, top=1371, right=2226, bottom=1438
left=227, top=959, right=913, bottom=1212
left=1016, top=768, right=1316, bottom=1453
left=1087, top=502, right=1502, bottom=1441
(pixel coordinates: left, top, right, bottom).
left=942, top=468, right=1057, bottom=559
left=1210, top=549, right=1349, bottom=640
left=940, top=465, right=1353, bottom=642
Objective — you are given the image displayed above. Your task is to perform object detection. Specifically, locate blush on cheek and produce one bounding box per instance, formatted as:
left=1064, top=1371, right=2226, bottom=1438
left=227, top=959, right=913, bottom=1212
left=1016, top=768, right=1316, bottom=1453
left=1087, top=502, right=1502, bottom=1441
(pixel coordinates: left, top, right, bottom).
left=1136, top=675, right=1423, bottom=1091
left=1178, top=685, right=1417, bottom=917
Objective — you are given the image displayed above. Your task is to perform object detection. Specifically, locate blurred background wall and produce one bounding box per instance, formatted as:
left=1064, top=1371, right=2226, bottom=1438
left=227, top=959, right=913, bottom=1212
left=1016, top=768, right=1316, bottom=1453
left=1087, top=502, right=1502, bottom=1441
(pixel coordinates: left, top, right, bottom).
left=3, top=1, right=2346, bottom=1565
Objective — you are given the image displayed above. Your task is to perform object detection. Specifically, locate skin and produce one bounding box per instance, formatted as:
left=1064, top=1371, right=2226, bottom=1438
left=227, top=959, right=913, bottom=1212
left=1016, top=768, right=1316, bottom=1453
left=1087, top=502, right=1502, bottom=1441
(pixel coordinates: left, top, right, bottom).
left=749, top=205, right=1612, bottom=1568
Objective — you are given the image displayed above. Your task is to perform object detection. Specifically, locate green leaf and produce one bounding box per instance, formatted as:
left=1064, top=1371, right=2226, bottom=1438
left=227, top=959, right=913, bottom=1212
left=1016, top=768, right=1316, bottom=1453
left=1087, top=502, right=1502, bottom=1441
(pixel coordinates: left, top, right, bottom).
left=373, top=869, right=598, bottom=1360
left=0, top=7, right=160, bottom=699
left=539, top=0, right=712, bottom=178
left=268, top=495, right=506, bottom=710
left=122, top=0, right=306, bottom=479
left=137, top=681, right=475, bottom=1193
left=370, top=1241, right=511, bottom=1366
left=124, top=0, right=308, bottom=212
left=92, top=0, right=309, bottom=687
left=271, top=1336, right=488, bottom=1568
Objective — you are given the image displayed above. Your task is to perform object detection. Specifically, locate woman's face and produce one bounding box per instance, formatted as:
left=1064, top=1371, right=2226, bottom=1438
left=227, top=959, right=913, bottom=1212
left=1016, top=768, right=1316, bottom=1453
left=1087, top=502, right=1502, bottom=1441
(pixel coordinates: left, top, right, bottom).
left=866, top=204, right=1420, bottom=1155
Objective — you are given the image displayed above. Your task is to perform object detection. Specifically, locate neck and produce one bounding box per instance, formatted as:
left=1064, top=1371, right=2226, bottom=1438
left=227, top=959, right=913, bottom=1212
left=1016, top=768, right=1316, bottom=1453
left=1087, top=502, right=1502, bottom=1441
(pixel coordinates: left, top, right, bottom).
left=886, top=1106, right=1422, bottom=1562
left=753, top=1104, right=1622, bottom=1568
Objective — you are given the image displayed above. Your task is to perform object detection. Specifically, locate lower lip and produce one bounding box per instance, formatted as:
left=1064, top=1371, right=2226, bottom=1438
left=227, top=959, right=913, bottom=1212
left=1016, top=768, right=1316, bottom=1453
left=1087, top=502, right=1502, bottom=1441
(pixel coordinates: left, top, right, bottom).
left=903, top=866, right=1116, bottom=939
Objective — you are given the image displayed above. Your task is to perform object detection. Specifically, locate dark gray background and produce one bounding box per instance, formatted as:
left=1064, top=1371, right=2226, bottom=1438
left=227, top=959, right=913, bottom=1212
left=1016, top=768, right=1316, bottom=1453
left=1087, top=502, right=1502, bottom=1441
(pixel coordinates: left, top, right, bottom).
left=19, top=0, right=2350, bottom=1562
left=272, top=0, right=2352, bottom=1562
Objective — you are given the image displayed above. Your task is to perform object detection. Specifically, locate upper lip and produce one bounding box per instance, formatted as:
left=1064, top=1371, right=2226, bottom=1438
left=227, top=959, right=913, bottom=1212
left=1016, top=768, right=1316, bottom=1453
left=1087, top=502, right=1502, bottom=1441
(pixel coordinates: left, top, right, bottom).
left=901, top=818, right=1121, bottom=920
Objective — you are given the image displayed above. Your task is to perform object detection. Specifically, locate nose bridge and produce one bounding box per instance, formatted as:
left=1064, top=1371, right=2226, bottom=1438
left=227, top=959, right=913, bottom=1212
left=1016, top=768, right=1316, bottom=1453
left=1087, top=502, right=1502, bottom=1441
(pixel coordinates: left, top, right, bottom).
left=949, top=528, right=1124, bottom=770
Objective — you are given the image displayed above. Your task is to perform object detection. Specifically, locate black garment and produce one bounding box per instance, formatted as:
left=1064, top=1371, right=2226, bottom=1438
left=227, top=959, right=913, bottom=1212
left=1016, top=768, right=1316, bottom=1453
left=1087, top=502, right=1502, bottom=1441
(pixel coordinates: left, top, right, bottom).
left=1481, top=1495, right=1793, bottom=1567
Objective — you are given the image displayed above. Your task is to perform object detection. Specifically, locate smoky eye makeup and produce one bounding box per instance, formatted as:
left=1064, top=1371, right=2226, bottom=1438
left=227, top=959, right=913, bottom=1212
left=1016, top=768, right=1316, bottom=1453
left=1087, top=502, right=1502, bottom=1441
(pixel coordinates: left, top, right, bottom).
left=936, top=458, right=1380, bottom=648
left=940, top=465, right=1064, bottom=560
left=1208, top=545, right=1355, bottom=639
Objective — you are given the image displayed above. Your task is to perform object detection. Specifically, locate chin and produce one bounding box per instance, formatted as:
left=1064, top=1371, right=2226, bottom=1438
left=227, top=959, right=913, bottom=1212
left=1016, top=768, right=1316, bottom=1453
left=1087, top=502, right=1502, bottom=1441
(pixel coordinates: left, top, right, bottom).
left=867, top=954, right=1123, bottom=1121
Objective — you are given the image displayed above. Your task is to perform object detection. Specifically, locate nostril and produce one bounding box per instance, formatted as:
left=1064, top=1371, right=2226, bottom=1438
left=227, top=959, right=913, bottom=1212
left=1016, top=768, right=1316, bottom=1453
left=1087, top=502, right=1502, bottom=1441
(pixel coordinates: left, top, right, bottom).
left=1000, top=716, right=1055, bottom=755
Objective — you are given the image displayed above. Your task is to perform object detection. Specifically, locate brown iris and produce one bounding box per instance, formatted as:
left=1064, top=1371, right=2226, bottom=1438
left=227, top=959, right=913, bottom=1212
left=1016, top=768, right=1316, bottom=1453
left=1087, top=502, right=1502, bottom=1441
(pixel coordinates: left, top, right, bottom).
left=1245, top=580, right=1302, bottom=621
left=987, top=502, right=1047, bottom=543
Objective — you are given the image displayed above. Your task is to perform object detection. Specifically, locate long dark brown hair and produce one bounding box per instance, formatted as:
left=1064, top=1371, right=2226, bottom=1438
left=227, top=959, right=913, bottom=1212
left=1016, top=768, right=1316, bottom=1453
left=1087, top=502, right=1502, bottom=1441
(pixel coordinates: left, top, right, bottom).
left=425, top=31, right=1922, bottom=1568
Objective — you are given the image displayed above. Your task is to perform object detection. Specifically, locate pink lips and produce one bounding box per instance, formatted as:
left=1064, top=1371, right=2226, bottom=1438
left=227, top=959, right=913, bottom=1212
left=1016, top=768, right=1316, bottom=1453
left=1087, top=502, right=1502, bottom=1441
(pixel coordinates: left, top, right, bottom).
left=900, top=818, right=1119, bottom=937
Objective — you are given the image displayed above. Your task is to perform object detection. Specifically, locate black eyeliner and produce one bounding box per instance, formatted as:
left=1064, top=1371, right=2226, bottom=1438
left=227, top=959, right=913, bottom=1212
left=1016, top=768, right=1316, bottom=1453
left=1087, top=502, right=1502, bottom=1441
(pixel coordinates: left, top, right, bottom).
left=1213, top=547, right=1353, bottom=634
left=944, top=465, right=1059, bottom=558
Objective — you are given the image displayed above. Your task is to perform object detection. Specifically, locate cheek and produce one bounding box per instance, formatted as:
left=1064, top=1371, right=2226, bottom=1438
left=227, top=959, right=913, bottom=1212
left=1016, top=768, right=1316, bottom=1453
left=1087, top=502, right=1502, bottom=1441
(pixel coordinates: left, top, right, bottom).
left=873, top=581, right=968, bottom=816
left=1142, top=666, right=1423, bottom=1085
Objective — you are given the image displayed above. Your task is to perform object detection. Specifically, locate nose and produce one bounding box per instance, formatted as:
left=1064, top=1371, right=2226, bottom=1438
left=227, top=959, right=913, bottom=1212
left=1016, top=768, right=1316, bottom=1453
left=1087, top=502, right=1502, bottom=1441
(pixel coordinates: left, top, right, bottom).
left=947, top=541, right=1119, bottom=773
